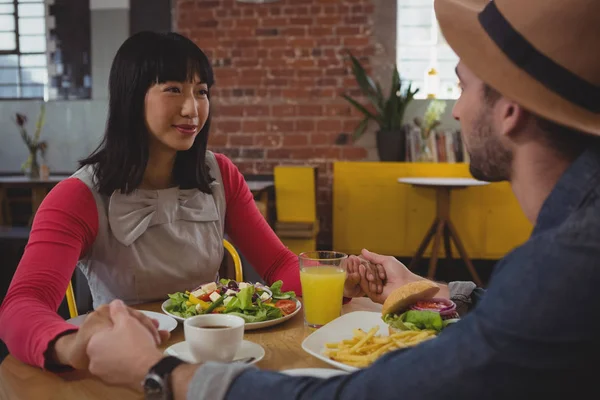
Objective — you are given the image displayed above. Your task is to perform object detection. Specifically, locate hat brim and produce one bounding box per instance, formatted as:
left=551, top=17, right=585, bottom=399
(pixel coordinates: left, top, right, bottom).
left=435, top=0, right=600, bottom=135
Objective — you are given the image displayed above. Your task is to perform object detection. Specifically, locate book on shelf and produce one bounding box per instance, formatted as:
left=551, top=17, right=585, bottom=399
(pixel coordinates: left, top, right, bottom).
left=405, top=125, right=469, bottom=163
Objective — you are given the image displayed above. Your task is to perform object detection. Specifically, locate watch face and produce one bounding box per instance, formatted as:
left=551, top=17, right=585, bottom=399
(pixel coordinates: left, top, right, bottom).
left=144, top=375, right=165, bottom=399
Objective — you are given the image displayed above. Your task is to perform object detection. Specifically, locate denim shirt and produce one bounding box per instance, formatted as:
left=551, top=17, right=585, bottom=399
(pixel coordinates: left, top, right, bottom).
left=190, top=147, right=600, bottom=400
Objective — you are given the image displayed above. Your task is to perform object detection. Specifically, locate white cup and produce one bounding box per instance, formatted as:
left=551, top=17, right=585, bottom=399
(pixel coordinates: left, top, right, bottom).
left=183, top=314, right=245, bottom=363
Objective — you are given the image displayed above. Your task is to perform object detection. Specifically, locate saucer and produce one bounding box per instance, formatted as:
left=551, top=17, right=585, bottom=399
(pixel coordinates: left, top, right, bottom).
left=164, top=340, right=265, bottom=365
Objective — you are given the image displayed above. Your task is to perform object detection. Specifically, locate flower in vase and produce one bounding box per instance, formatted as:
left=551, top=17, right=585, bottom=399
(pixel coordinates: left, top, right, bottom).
left=13, top=103, right=47, bottom=177
left=413, top=100, right=447, bottom=162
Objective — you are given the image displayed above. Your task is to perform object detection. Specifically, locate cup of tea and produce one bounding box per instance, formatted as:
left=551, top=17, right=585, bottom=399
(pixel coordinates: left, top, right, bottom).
left=183, top=314, right=245, bottom=363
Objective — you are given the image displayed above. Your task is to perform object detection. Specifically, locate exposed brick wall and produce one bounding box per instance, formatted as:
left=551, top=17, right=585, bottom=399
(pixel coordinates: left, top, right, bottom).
left=174, top=0, right=379, bottom=247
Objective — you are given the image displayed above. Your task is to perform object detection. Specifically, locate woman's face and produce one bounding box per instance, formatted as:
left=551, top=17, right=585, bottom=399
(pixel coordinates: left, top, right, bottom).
left=144, top=77, right=209, bottom=153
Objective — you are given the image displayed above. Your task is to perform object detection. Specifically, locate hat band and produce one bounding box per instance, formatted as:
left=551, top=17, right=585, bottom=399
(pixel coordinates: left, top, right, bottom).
left=478, top=1, right=600, bottom=113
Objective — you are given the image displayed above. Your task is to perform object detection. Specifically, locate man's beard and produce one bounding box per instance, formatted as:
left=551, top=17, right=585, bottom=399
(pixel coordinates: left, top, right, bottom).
left=467, top=109, right=512, bottom=182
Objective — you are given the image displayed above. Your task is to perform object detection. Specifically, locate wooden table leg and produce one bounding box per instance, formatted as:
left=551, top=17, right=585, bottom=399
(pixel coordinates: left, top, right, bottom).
left=408, top=218, right=438, bottom=270
left=447, top=220, right=484, bottom=287
left=443, top=224, right=453, bottom=260
left=427, top=219, right=445, bottom=280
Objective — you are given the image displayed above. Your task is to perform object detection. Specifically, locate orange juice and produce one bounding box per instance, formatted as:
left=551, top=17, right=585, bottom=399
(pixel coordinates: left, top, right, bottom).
left=300, top=266, right=346, bottom=327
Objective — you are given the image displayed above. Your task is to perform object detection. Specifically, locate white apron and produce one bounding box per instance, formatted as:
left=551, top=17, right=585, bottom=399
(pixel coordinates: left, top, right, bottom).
left=72, top=151, right=226, bottom=308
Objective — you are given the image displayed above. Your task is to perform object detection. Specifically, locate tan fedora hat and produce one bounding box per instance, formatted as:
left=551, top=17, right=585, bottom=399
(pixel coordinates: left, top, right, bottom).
left=435, top=0, right=600, bottom=136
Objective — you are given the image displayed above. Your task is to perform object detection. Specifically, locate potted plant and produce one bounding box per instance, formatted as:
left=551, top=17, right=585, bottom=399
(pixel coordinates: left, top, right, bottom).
left=342, top=52, right=419, bottom=161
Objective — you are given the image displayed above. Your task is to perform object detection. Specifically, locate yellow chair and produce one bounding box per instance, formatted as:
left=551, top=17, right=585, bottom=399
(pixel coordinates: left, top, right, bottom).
left=223, top=238, right=243, bottom=283
left=273, top=166, right=319, bottom=254
left=65, top=239, right=243, bottom=318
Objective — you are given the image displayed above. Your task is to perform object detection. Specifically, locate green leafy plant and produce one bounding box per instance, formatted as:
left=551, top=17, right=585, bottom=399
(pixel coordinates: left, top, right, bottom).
left=343, top=52, right=419, bottom=140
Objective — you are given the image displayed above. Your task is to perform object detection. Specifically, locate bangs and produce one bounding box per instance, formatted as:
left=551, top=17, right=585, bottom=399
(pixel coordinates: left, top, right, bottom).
left=144, top=33, right=214, bottom=86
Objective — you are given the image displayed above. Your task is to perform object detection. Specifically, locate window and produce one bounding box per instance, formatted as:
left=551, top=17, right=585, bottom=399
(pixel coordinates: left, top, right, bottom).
left=0, top=0, right=49, bottom=99
left=397, top=0, right=460, bottom=100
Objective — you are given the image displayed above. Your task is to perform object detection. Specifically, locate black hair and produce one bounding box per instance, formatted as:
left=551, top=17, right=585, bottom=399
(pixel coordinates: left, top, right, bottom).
left=482, top=84, right=594, bottom=158
left=79, top=31, right=215, bottom=195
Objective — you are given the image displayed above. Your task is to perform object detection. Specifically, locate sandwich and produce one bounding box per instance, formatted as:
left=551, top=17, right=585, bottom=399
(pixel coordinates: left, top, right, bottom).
left=381, top=280, right=459, bottom=334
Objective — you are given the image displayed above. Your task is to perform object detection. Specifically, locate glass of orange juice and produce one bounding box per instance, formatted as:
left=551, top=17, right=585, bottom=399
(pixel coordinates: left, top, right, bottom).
left=299, top=251, right=347, bottom=328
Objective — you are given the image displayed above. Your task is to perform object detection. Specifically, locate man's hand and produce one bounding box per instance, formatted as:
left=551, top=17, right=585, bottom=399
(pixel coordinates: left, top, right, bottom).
left=52, top=302, right=169, bottom=370
left=343, top=255, right=386, bottom=298
left=357, top=249, right=424, bottom=304
left=87, top=299, right=166, bottom=391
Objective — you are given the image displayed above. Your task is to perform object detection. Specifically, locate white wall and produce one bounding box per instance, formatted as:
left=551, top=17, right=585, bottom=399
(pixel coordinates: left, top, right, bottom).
left=0, top=100, right=107, bottom=172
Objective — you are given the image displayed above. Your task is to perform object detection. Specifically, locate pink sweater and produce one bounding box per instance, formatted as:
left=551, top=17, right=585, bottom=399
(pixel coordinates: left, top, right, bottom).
left=0, top=153, right=300, bottom=368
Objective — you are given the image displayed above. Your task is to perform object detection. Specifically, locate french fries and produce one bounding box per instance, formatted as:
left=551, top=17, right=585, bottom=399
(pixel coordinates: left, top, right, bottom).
left=323, top=326, right=436, bottom=368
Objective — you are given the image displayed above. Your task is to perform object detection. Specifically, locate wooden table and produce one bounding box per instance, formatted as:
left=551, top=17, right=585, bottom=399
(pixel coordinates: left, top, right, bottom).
left=398, top=177, right=489, bottom=287
left=0, top=175, right=71, bottom=226
left=0, top=298, right=381, bottom=400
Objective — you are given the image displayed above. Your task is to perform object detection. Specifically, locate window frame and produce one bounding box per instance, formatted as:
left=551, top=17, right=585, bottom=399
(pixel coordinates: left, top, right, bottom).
left=396, top=0, right=460, bottom=100
left=0, top=0, right=48, bottom=100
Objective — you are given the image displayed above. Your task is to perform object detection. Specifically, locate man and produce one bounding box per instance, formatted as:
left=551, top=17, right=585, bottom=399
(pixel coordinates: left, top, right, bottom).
left=86, top=0, right=600, bottom=398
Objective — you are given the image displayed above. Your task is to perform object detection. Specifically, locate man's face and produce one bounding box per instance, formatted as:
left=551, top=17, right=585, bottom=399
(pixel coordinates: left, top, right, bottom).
left=453, top=62, right=513, bottom=182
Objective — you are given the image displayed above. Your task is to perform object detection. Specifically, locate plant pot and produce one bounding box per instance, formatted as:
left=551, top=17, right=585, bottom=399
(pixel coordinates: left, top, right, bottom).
left=376, top=128, right=406, bottom=162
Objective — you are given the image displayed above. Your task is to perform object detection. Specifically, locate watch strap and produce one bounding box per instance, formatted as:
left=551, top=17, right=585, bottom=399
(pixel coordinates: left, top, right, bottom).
left=144, top=356, right=187, bottom=400
left=149, top=356, right=186, bottom=376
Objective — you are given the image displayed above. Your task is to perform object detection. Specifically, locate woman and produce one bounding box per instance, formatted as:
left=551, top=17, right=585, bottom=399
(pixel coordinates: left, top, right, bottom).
left=0, top=32, right=303, bottom=370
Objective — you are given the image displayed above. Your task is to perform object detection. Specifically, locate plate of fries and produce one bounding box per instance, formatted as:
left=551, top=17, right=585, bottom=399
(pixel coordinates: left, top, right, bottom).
left=301, top=311, right=437, bottom=372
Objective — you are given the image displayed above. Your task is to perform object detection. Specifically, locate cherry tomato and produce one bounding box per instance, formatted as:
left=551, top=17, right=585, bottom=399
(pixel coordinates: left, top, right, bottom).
left=199, top=291, right=213, bottom=302
left=275, top=300, right=296, bottom=315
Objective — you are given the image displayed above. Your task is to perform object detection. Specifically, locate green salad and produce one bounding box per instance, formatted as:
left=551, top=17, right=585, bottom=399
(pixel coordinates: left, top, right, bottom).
left=164, top=279, right=297, bottom=323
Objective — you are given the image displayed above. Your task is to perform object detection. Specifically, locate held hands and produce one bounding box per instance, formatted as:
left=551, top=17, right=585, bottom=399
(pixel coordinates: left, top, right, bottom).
left=54, top=301, right=169, bottom=372
left=343, top=254, right=386, bottom=298
left=87, top=300, right=166, bottom=390
left=344, top=249, right=424, bottom=304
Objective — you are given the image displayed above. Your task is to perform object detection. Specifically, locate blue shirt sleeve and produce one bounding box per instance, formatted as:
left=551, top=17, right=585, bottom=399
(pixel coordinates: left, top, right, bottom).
left=225, top=239, right=598, bottom=400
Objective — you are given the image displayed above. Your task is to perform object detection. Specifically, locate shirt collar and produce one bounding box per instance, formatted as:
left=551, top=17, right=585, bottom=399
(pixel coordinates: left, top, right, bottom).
left=532, top=145, right=600, bottom=236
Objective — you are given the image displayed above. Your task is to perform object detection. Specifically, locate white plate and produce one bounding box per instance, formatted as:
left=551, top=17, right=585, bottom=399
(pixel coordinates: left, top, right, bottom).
left=281, top=368, right=348, bottom=378
left=301, top=311, right=388, bottom=372
left=164, top=340, right=265, bottom=364
left=161, top=298, right=302, bottom=331
left=67, top=310, right=178, bottom=333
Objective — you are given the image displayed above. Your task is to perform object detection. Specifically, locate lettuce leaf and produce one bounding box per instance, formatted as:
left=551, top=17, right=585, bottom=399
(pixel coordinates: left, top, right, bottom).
left=237, top=286, right=254, bottom=310
left=270, top=280, right=296, bottom=300
left=226, top=309, right=268, bottom=323
left=402, top=310, right=443, bottom=331
left=166, top=292, right=198, bottom=318
left=383, top=310, right=444, bottom=332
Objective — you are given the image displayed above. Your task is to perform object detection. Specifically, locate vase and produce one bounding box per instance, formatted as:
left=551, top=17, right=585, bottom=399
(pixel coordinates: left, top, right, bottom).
left=27, top=150, right=40, bottom=179
left=417, top=140, right=435, bottom=162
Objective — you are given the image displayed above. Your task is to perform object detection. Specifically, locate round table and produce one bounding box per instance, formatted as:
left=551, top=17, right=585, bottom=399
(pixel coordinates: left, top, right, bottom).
left=398, top=177, right=489, bottom=286
left=0, top=298, right=381, bottom=400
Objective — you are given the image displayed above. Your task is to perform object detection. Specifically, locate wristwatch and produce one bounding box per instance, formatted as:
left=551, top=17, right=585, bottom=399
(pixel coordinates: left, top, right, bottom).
left=143, top=356, right=187, bottom=400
